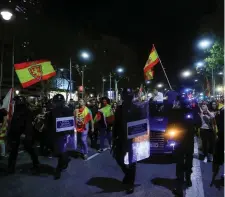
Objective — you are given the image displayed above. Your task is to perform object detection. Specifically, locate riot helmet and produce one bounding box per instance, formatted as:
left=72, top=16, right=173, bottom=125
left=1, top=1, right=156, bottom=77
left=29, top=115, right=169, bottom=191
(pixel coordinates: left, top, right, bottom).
left=121, top=88, right=133, bottom=102
left=52, top=94, right=65, bottom=107
left=14, top=95, right=27, bottom=106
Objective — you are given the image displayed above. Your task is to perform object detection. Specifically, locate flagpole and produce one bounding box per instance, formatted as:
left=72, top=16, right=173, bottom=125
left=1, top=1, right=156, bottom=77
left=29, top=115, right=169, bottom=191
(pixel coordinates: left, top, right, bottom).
left=153, top=44, right=173, bottom=90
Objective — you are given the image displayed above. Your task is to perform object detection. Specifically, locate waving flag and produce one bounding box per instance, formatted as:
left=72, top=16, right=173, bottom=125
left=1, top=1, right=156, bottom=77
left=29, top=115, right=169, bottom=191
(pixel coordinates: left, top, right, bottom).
left=14, top=60, right=56, bottom=88
left=144, top=45, right=159, bottom=80
left=1, top=88, right=14, bottom=121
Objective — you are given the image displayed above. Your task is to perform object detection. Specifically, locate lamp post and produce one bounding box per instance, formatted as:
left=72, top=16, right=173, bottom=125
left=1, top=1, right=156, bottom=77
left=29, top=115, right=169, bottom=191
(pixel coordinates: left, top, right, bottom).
left=102, top=77, right=106, bottom=97
left=197, top=39, right=215, bottom=96
left=115, top=67, right=124, bottom=102
left=78, top=51, right=90, bottom=99
left=181, top=70, right=192, bottom=78
left=0, top=10, right=13, bottom=97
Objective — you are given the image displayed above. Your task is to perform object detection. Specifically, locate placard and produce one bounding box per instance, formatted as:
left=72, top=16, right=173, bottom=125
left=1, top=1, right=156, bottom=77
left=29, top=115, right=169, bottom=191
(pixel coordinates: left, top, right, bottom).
left=127, top=119, right=148, bottom=139
left=56, top=116, right=74, bottom=132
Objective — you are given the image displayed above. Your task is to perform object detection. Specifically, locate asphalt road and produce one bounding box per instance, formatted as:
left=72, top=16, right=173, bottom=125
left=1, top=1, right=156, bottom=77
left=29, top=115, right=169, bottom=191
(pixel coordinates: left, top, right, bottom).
left=0, top=138, right=224, bottom=197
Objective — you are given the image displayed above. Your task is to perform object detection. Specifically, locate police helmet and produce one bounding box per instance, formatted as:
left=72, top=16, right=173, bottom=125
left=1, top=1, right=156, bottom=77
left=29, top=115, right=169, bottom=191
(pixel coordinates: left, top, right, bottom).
left=52, top=94, right=65, bottom=103
left=13, top=95, right=27, bottom=105
left=121, top=88, right=133, bottom=100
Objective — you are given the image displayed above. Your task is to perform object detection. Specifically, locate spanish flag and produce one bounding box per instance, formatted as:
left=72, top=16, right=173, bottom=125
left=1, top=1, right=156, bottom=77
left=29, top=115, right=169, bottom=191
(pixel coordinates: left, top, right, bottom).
left=144, top=45, right=159, bottom=80
left=14, top=60, right=56, bottom=88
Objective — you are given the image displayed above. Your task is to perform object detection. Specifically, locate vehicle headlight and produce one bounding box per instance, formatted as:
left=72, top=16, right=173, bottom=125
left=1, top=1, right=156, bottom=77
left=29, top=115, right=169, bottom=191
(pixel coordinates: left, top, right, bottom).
left=168, top=130, right=176, bottom=137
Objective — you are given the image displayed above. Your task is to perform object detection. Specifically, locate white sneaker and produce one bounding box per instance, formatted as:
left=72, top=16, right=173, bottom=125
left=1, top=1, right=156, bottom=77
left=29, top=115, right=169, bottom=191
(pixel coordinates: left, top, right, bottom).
left=203, top=157, right=207, bottom=163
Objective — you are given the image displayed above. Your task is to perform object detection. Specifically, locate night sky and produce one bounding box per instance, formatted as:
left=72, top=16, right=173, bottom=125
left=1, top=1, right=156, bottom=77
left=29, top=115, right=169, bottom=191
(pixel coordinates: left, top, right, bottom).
left=1, top=0, right=224, bottom=90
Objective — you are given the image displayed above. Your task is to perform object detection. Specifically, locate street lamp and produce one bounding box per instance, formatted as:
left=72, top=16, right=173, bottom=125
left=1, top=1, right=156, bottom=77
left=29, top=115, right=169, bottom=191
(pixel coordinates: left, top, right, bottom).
left=157, top=83, right=163, bottom=88
left=196, top=61, right=204, bottom=68
left=0, top=10, right=14, bottom=98
left=182, top=70, right=192, bottom=78
left=117, top=67, right=124, bottom=73
left=0, top=10, right=13, bottom=21
left=102, top=78, right=106, bottom=97
left=81, top=52, right=90, bottom=59
left=198, top=39, right=212, bottom=50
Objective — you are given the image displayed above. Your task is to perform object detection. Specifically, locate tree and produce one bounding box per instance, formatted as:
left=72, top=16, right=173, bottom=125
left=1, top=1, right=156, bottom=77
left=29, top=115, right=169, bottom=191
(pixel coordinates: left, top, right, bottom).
left=204, top=40, right=224, bottom=73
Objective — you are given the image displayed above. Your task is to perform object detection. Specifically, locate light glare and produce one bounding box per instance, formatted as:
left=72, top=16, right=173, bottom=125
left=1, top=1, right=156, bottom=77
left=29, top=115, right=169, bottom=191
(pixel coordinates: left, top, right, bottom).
left=0, top=11, right=13, bottom=21
left=198, top=39, right=212, bottom=49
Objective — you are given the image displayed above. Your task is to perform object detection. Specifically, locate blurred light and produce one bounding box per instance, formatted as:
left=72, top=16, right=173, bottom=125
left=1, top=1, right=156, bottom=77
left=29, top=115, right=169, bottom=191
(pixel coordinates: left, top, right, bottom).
left=182, top=70, right=192, bottom=77
left=81, top=52, right=90, bottom=59
left=170, top=142, right=176, bottom=147
left=60, top=68, right=64, bottom=71
left=198, top=39, right=212, bottom=49
left=15, top=90, right=19, bottom=95
left=146, top=80, right=150, bottom=84
left=200, top=93, right=203, bottom=96
left=117, top=67, right=124, bottom=73
left=0, top=11, right=13, bottom=21
left=218, top=72, right=223, bottom=75
left=157, top=83, right=163, bottom=88
left=164, top=88, right=167, bottom=91
left=196, top=62, right=204, bottom=67
left=216, top=86, right=223, bottom=92
left=194, top=79, right=198, bottom=82
left=90, top=94, right=93, bottom=97
left=103, top=78, right=106, bottom=82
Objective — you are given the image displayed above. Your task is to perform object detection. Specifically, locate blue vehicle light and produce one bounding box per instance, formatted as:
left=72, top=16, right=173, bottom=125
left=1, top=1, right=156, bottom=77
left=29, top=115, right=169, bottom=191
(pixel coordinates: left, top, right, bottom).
left=185, top=113, right=193, bottom=119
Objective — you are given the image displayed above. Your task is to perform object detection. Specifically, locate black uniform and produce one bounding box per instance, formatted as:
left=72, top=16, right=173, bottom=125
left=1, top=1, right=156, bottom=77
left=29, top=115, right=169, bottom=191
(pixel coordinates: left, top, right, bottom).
left=7, top=96, right=39, bottom=174
left=45, top=94, right=73, bottom=179
left=112, top=88, right=136, bottom=194
left=170, top=97, right=195, bottom=196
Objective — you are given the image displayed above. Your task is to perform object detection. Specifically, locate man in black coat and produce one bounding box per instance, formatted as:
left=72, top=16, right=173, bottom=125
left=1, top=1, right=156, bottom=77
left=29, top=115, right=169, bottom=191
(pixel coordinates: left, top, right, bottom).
left=170, top=95, right=195, bottom=197
left=44, top=94, right=73, bottom=179
left=7, top=96, right=40, bottom=174
left=112, top=88, right=136, bottom=194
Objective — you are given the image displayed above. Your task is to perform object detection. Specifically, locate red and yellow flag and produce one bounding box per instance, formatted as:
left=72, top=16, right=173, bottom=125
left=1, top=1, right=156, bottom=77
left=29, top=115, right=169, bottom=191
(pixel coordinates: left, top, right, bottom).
left=144, top=45, right=159, bottom=80
left=14, top=60, right=56, bottom=88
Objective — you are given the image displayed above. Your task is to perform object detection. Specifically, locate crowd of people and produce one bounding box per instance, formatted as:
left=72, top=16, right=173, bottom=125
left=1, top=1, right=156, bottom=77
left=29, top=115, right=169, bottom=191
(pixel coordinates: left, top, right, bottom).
left=0, top=89, right=224, bottom=196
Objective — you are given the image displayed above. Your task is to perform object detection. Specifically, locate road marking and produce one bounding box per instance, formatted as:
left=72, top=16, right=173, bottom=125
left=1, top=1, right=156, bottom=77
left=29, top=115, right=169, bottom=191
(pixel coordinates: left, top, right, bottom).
left=86, top=148, right=108, bottom=161
left=185, top=137, right=204, bottom=197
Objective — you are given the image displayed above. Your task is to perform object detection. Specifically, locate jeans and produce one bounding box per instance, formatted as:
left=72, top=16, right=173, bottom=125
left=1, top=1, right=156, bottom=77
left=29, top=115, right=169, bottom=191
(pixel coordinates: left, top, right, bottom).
left=99, top=128, right=112, bottom=149
left=77, top=130, right=88, bottom=154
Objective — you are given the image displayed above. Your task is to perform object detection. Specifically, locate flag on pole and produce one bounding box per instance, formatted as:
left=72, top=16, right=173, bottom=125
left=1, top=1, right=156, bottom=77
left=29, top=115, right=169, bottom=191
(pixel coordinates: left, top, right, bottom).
left=143, top=45, right=159, bottom=80
left=14, top=60, right=56, bottom=88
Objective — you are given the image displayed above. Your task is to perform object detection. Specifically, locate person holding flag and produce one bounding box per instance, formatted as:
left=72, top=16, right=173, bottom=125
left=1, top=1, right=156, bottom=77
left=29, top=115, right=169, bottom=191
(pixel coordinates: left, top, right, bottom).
left=74, top=99, right=94, bottom=160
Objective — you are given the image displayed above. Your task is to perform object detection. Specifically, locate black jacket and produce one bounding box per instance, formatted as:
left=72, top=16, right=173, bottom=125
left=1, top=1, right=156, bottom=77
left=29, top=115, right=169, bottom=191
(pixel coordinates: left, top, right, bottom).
left=8, top=105, right=34, bottom=139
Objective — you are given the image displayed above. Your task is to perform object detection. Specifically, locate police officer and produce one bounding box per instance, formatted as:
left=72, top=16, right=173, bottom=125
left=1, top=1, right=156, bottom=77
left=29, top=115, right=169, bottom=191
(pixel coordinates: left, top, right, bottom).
left=170, top=95, right=195, bottom=196
left=112, top=88, right=136, bottom=194
left=45, top=94, right=73, bottom=179
left=7, top=96, right=40, bottom=174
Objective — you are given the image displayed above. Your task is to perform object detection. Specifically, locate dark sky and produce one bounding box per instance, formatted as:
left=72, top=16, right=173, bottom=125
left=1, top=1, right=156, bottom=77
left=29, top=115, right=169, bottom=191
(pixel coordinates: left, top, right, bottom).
left=2, top=0, right=223, bottom=90
left=42, top=0, right=223, bottom=88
